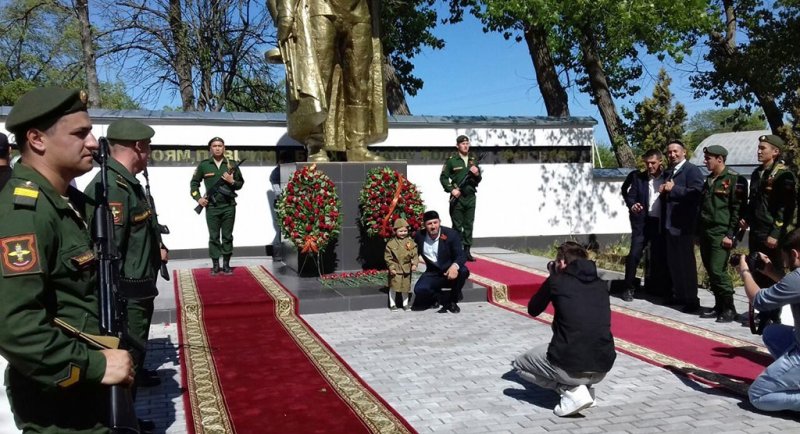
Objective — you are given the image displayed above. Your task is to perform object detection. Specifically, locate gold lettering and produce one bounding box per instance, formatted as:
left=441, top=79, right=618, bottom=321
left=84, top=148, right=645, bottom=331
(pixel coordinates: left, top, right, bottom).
left=164, top=150, right=177, bottom=161
left=150, top=150, right=164, bottom=161
left=177, top=150, right=191, bottom=161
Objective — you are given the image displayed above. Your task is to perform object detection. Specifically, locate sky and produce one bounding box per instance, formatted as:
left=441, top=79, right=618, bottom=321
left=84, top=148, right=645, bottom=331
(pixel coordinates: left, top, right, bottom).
left=400, top=9, right=722, bottom=146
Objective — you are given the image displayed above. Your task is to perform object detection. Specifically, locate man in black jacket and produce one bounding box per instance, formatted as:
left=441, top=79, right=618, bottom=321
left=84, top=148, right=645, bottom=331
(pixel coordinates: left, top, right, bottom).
left=413, top=210, right=470, bottom=313
left=513, top=242, right=616, bottom=417
left=622, top=149, right=667, bottom=301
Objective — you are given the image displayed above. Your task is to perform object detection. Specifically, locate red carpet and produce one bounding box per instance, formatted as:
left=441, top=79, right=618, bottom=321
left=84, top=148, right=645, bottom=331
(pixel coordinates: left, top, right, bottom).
left=470, top=255, right=773, bottom=396
left=174, top=266, right=415, bottom=434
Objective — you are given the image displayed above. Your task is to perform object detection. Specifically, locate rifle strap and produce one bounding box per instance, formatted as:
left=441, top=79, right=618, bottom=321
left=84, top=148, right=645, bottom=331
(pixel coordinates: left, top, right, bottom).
left=53, top=317, right=120, bottom=350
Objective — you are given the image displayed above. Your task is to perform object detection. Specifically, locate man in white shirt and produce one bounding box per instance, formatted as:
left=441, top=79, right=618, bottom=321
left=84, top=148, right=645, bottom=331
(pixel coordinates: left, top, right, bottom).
left=413, top=211, right=470, bottom=313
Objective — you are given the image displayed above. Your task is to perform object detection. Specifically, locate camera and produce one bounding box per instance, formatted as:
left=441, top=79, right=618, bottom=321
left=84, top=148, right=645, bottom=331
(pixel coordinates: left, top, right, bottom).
left=729, top=252, right=765, bottom=271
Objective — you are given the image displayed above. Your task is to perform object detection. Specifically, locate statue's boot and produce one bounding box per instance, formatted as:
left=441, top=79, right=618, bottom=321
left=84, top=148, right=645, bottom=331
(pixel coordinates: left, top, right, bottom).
left=345, top=105, right=383, bottom=161
left=306, top=136, right=330, bottom=162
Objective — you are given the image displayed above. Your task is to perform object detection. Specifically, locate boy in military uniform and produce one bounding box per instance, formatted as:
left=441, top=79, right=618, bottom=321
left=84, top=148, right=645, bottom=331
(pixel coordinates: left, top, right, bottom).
left=440, top=135, right=482, bottom=261
left=190, top=137, right=244, bottom=275
left=0, top=87, right=134, bottom=433
left=84, top=119, right=168, bottom=397
left=740, top=134, right=797, bottom=332
left=697, top=145, right=743, bottom=322
left=384, top=218, right=418, bottom=311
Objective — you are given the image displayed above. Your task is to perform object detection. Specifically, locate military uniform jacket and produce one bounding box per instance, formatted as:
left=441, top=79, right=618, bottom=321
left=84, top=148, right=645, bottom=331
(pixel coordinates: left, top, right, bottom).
left=0, top=164, right=109, bottom=430
left=384, top=236, right=417, bottom=293
left=745, top=162, right=797, bottom=239
left=190, top=157, right=244, bottom=207
left=698, top=167, right=743, bottom=238
left=440, top=153, right=482, bottom=196
left=85, top=157, right=161, bottom=299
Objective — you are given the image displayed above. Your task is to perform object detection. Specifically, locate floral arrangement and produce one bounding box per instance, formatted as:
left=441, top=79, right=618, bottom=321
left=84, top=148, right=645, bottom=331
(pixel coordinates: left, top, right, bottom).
left=358, top=167, right=425, bottom=239
left=276, top=164, right=341, bottom=254
left=319, top=269, right=388, bottom=288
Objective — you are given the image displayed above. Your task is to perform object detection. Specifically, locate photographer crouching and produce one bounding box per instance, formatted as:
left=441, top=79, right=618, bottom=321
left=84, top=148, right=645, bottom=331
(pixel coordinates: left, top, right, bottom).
left=512, top=242, right=616, bottom=417
left=735, top=227, right=800, bottom=412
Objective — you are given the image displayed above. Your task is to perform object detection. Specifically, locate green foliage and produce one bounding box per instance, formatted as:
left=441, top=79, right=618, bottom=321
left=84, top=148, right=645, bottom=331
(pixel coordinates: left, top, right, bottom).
left=381, top=0, right=445, bottom=97
left=684, top=108, right=766, bottom=151
left=624, top=68, right=687, bottom=153
left=593, top=142, right=619, bottom=168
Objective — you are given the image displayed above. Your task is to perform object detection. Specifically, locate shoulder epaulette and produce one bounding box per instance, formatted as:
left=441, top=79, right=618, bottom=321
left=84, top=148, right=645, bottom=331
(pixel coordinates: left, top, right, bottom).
left=727, top=168, right=739, bottom=176
left=115, top=175, right=129, bottom=189
left=12, top=180, right=40, bottom=209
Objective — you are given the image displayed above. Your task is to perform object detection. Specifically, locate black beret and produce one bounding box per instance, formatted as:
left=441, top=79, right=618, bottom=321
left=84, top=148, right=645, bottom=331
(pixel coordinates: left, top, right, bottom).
left=5, top=87, right=88, bottom=134
left=759, top=134, right=785, bottom=151
left=456, top=135, right=470, bottom=144
left=423, top=210, right=440, bottom=222
left=703, top=145, right=728, bottom=157
left=107, top=119, right=155, bottom=142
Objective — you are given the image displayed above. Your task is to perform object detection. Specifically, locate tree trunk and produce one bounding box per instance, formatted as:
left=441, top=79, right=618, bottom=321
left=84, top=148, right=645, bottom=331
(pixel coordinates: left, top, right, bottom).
left=383, top=56, right=411, bottom=115
left=74, top=0, right=100, bottom=107
left=578, top=25, right=636, bottom=167
left=523, top=24, right=569, bottom=117
left=168, top=0, right=195, bottom=111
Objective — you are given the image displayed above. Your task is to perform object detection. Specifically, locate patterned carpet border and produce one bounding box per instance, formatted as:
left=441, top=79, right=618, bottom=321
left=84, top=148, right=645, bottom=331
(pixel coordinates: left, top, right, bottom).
left=175, top=269, right=234, bottom=434
left=250, top=266, right=414, bottom=434
left=469, top=257, right=756, bottom=396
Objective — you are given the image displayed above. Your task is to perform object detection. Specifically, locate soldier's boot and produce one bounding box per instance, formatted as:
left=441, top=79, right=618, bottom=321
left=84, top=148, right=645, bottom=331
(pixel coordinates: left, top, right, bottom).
left=464, top=245, right=476, bottom=262
left=715, top=295, right=737, bottom=323
left=345, top=105, right=383, bottom=162
left=700, top=295, right=721, bottom=319
left=211, top=259, right=220, bottom=276
left=222, top=255, right=233, bottom=275
left=306, top=136, right=330, bottom=162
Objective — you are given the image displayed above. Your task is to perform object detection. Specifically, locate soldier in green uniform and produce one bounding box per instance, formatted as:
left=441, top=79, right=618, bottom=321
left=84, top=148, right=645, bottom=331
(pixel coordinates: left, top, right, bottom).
left=190, top=137, right=244, bottom=274
left=84, top=120, right=168, bottom=399
left=440, top=135, right=482, bottom=261
left=740, top=134, right=797, bottom=331
left=0, top=87, right=134, bottom=433
left=697, top=145, right=743, bottom=323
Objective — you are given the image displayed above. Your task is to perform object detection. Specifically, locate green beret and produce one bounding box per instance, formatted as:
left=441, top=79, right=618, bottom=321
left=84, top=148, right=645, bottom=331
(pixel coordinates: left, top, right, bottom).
left=393, top=218, right=409, bottom=229
left=703, top=145, right=728, bottom=157
left=5, top=87, right=88, bottom=134
left=107, top=119, right=155, bottom=142
left=456, top=135, right=470, bottom=144
left=759, top=134, right=785, bottom=150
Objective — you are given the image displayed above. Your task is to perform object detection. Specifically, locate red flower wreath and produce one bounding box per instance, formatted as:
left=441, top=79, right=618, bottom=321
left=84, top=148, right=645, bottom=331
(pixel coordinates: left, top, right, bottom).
left=276, top=164, right=342, bottom=253
left=358, top=167, right=426, bottom=239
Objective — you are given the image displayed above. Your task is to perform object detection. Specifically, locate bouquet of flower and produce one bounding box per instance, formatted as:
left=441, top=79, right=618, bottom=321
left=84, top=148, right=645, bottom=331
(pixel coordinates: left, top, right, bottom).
left=276, top=164, right=342, bottom=254
left=359, top=167, right=425, bottom=239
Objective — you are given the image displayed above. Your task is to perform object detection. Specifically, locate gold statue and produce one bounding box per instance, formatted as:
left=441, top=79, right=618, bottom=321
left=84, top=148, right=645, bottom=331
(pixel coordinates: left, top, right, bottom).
left=267, top=0, right=387, bottom=162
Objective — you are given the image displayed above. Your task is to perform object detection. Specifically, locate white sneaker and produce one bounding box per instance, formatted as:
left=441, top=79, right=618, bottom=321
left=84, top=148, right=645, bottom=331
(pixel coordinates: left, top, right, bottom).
left=553, top=385, right=594, bottom=417
left=587, top=386, right=597, bottom=408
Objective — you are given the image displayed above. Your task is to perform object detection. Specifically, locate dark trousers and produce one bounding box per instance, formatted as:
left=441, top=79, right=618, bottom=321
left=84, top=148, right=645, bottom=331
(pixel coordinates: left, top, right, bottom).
left=750, top=233, right=783, bottom=321
left=665, top=231, right=698, bottom=304
left=206, top=205, right=236, bottom=259
left=413, top=267, right=470, bottom=308
left=624, top=217, right=664, bottom=291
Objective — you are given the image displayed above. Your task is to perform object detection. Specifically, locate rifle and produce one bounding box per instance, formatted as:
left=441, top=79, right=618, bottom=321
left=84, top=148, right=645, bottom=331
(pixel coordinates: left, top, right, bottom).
left=92, top=137, right=140, bottom=434
left=194, top=158, right=246, bottom=214
left=449, top=153, right=484, bottom=204
left=142, top=168, right=169, bottom=281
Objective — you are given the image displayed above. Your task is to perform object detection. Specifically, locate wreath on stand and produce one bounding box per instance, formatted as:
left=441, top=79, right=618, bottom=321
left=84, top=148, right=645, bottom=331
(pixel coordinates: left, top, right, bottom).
left=276, top=164, right=342, bottom=273
left=359, top=167, right=426, bottom=240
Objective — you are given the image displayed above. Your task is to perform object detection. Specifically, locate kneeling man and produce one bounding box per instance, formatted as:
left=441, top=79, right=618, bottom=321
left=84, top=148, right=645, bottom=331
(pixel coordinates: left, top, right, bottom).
left=413, top=210, right=469, bottom=313
left=737, top=228, right=800, bottom=412
left=513, top=241, right=616, bottom=416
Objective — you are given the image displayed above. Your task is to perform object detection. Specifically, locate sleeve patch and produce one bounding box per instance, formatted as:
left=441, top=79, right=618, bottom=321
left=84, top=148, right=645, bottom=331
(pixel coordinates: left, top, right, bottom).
left=70, top=250, right=96, bottom=270
left=57, top=363, right=81, bottom=388
left=132, top=210, right=152, bottom=224
left=1, top=234, right=42, bottom=276
left=109, top=202, right=124, bottom=226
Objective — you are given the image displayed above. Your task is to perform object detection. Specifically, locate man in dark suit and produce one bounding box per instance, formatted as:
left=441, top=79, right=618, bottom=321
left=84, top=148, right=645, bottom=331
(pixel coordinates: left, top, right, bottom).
left=659, top=140, right=704, bottom=313
left=413, top=210, right=470, bottom=313
left=0, top=133, right=11, bottom=190
left=622, top=149, right=667, bottom=301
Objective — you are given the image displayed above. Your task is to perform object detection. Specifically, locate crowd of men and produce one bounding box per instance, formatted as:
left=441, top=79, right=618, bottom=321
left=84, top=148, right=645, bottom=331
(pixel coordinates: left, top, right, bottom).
left=622, top=136, right=796, bottom=328
left=1, top=85, right=797, bottom=432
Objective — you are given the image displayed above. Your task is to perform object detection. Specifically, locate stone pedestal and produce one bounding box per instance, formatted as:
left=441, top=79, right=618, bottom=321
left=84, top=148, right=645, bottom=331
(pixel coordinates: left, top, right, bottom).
left=280, top=161, right=408, bottom=275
